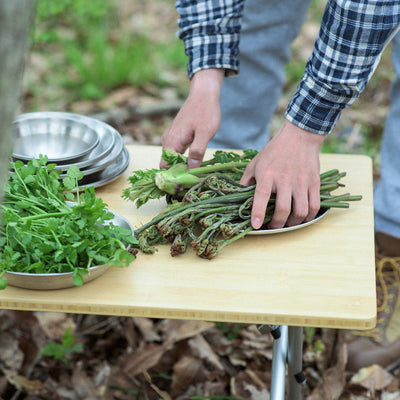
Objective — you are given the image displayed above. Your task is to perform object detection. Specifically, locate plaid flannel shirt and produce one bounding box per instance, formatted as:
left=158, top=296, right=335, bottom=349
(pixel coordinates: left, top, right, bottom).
left=176, top=0, right=400, bottom=134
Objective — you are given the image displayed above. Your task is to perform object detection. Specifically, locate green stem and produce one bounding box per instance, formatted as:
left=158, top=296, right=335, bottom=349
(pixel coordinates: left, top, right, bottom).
left=320, top=193, right=351, bottom=201
left=135, top=191, right=255, bottom=235
left=320, top=201, right=349, bottom=208
left=21, top=210, right=72, bottom=222
left=189, top=161, right=249, bottom=177
left=216, top=226, right=253, bottom=253
left=320, top=183, right=339, bottom=192
left=346, top=195, right=363, bottom=201
left=319, top=169, right=339, bottom=181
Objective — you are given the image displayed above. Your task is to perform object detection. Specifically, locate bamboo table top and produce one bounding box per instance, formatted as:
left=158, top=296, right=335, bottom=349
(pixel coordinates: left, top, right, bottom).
left=0, top=144, right=376, bottom=329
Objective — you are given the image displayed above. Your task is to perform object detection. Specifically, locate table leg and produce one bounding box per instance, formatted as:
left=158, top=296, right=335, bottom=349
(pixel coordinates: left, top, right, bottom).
left=287, top=326, right=305, bottom=400
left=258, top=325, right=305, bottom=400
left=270, top=325, right=288, bottom=400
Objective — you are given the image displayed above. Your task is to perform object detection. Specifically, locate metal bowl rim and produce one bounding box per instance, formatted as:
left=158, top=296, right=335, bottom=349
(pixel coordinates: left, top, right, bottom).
left=12, top=112, right=102, bottom=163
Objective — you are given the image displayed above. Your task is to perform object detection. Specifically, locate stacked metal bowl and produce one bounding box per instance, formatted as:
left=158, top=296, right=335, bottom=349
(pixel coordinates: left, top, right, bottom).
left=12, top=111, right=130, bottom=189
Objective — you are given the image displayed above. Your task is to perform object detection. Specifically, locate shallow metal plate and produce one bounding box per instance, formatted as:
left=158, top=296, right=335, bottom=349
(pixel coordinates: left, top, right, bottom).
left=59, top=129, right=123, bottom=178
left=5, top=208, right=134, bottom=290
left=76, top=146, right=130, bottom=189
left=247, top=208, right=330, bottom=235
left=13, top=112, right=101, bottom=164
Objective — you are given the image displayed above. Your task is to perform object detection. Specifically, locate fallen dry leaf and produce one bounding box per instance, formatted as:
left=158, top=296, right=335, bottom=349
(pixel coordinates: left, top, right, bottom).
left=143, top=370, right=172, bottom=400
left=188, top=334, right=225, bottom=371
left=244, top=382, right=271, bottom=400
left=245, top=369, right=268, bottom=390
left=381, top=391, right=400, bottom=400
left=163, top=319, right=215, bottom=345
left=71, top=361, right=102, bottom=400
left=306, top=342, right=347, bottom=400
left=34, top=312, right=76, bottom=339
left=0, top=331, right=24, bottom=370
left=350, top=364, right=396, bottom=395
left=133, top=317, right=161, bottom=342
left=119, top=342, right=166, bottom=377
left=170, top=355, right=205, bottom=395
left=0, top=367, right=48, bottom=397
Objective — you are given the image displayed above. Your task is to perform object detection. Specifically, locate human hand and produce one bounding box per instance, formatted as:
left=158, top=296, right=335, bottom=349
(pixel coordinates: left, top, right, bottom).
left=160, top=68, right=225, bottom=169
left=240, top=120, right=326, bottom=230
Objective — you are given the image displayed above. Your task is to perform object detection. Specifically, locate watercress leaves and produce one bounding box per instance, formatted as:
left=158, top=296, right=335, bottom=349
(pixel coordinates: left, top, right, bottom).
left=0, top=156, right=137, bottom=288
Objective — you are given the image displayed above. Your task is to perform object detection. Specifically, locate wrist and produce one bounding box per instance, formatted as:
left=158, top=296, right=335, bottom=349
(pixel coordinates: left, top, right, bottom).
left=189, top=68, right=225, bottom=99
left=282, top=119, right=326, bottom=149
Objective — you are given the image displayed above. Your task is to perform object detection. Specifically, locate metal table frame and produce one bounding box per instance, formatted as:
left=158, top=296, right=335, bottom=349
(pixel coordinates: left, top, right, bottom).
left=258, top=325, right=304, bottom=400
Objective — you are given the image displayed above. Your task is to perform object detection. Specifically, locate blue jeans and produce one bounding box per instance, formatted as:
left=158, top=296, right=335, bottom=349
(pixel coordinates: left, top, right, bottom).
left=211, top=0, right=400, bottom=239
left=209, top=0, right=312, bottom=150
left=374, top=33, right=400, bottom=238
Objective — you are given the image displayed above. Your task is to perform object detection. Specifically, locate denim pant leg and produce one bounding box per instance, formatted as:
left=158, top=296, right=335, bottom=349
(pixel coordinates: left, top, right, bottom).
left=374, top=33, right=400, bottom=238
left=209, top=0, right=312, bottom=150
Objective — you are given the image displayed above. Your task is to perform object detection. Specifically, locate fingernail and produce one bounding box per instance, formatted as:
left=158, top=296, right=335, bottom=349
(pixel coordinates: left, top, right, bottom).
left=188, top=159, right=201, bottom=169
left=252, top=217, right=262, bottom=229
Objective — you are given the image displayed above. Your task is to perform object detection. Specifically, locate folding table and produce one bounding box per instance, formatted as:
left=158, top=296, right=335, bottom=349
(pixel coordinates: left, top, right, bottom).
left=0, top=144, right=376, bottom=399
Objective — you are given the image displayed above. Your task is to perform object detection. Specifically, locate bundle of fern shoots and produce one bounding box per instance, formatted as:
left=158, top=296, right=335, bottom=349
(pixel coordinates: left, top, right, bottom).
left=123, top=150, right=362, bottom=259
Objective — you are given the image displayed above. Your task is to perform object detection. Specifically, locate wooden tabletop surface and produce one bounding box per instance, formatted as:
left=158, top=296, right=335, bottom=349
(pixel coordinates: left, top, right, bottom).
left=0, top=144, right=376, bottom=329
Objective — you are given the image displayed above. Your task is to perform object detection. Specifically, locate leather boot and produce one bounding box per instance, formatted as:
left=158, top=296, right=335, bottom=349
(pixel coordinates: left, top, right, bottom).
left=339, top=232, right=400, bottom=372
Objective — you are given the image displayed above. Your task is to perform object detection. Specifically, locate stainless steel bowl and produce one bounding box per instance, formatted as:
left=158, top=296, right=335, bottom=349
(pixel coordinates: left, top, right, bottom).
left=5, top=264, right=111, bottom=291
left=59, top=128, right=123, bottom=179
left=54, top=118, right=117, bottom=171
left=4, top=208, right=134, bottom=290
left=13, top=112, right=101, bottom=164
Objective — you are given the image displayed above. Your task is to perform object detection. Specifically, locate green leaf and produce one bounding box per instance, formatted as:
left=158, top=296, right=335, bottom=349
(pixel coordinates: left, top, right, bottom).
left=31, top=158, right=40, bottom=168
left=72, top=343, right=83, bottom=353
left=62, top=176, right=76, bottom=191
left=61, top=327, right=75, bottom=348
left=0, top=277, right=8, bottom=290
left=41, top=343, right=65, bottom=360
left=73, top=270, right=84, bottom=286
left=67, top=165, right=84, bottom=181
left=20, top=232, right=32, bottom=246
left=213, top=150, right=241, bottom=163
left=242, top=149, right=258, bottom=160
left=161, top=149, right=187, bottom=165
left=54, top=249, right=65, bottom=263
left=64, top=192, right=75, bottom=201
left=24, top=175, right=36, bottom=184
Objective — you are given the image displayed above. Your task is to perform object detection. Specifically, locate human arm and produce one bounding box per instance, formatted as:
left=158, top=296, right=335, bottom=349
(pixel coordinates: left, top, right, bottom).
left=160, top=0, right=244, bottom=168
left=163, top=0, right=400, bottom=229
left=244, top=0, right=400, bottom=229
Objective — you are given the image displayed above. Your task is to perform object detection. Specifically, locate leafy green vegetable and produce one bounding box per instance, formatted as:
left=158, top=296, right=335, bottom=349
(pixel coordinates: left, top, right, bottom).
left=122, top=149, right=257, bottom=207
left=0, top=155, right=137, bottom=288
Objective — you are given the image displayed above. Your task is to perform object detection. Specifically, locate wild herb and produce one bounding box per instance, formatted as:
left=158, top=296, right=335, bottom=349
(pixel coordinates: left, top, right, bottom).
left=41, top=326, right=83, bottom=365
left=0, top=155, right=137, bottom=288
left=122, top=149, right=258, bottom=208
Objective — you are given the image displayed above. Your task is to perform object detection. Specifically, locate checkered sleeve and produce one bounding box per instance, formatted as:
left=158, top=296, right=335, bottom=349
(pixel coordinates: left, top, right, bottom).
left=175, top=0, right=245, bottom=78
left=286, top=0, right=400, bottom=134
